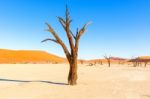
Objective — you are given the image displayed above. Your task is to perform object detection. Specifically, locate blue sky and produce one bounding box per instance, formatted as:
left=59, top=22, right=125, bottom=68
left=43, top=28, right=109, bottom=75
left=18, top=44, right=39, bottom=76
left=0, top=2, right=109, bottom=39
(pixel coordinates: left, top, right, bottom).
left=0, top=0, right=150, bottom=59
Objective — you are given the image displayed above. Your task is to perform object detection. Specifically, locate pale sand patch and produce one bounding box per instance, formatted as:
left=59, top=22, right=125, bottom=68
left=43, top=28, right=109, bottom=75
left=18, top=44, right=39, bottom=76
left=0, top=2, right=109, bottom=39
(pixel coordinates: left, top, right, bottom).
left=0, top=64, right=150, bottom=99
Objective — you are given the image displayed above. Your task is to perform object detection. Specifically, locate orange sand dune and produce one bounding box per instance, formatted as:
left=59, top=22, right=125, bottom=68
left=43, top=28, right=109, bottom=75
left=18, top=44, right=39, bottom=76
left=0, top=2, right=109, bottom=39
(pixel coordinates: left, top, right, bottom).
left=0, top=49, right=66, bottom=64
left=1, top=49, right=149, bottom=64
left=139, top=56, right=150, bottom=59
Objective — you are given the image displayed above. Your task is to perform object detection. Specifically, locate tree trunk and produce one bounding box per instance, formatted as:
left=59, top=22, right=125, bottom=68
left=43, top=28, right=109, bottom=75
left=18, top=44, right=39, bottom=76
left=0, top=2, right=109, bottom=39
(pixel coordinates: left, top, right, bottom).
left=107, top=60, right=110, bottom=67
left=145, top=62, right=147, bottom=67
left=68, top=57, right=78, bottom=85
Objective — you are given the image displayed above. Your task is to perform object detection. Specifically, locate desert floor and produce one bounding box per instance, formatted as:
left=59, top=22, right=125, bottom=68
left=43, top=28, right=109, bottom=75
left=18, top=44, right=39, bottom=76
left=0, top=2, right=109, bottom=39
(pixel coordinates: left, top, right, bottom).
left=0, top=64, right=150, bottom=99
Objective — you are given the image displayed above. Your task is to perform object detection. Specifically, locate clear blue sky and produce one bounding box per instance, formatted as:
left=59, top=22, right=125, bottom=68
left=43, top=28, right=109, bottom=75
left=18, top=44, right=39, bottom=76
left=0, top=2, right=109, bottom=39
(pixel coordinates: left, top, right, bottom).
left=0, top=0, right=150, bottom=59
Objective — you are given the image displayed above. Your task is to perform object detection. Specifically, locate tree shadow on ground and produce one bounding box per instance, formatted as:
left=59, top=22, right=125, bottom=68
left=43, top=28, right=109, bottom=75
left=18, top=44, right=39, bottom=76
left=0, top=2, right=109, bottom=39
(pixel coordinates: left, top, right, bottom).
left=142, top=94, right=150, bottom=97
left=0, top=78, right=68, bottom=85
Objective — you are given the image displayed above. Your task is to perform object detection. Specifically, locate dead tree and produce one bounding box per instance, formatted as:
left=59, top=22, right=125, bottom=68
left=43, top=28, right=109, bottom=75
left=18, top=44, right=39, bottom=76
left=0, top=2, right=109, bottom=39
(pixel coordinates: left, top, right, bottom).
left=42, top=7, right=90, bottom=85
left=94, top=61, right=97, bottom=65
left=98, top=60, right=103, bottom=65
left=104, top=55, right=111, bottom=67
left=128, top=56, right=138, bottom=67
left=141, top=59, right=150, bottom=67
left=80, top=60, right=84, bottom=64
left=144, top=60, right=149, bottom=67
left=129, top=58, right=138, bottom=67
left=128, top=57, right=142, bottom=67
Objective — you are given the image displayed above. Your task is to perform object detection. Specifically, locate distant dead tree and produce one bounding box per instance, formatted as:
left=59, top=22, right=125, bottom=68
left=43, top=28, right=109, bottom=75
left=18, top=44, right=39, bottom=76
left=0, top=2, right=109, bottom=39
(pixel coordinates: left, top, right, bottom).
left=80, top=60, right=84, bottom=64
left=98, top=59, right=103, bottom=65
left=139, top=59, right=150, bottom=67
left=42, top=6, right=90, bottom=85
left=94, top=61, right=97, bottom=65
left=128, top=57, right=150, bottom=67
left=128, top=57, right=140, bottom=67
left=143, top=59, right=149, bottom=67
left=104, top=55, right=111, bottom=67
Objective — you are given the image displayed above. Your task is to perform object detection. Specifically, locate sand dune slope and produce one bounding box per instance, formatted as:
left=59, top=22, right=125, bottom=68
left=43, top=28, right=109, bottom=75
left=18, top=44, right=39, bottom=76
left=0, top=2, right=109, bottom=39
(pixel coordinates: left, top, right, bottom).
left=0, top=49, right=65, bottom=63
left=0, top=64, right=150, bottom=99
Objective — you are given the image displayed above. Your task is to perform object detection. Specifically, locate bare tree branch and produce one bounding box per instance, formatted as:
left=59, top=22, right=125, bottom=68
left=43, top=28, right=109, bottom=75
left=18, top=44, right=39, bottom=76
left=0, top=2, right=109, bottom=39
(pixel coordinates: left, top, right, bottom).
left=57, top=17, right=76, bottom=39
left=66, top=6, right=75, bottom=55
left=70, top=31, right=76, bottom=40
left=57, top=17, right=66, bottom=29
left=45, top=23, right=71, bottom=61
left=76, top=22, right=91, bottom=40
left=76, top=28, right=79, bottom=38
left=75, top=22, right=91, bottom=52
left=41, top=38, right=58, bottom=44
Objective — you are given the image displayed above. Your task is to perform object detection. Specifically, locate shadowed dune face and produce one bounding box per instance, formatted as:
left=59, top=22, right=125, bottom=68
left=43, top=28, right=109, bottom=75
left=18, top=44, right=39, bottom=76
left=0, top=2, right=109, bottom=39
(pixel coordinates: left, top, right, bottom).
left=0, top=49, right=66, bottom=64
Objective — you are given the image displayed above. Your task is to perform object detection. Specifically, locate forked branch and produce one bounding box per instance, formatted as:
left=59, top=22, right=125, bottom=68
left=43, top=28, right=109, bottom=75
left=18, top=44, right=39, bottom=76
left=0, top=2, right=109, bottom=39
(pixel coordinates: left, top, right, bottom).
left=76, top=22, right=91, bottom=40
left=57, top=17, right=76, bottom=39
left=44, top=23, right=71, bottom=61
left=65, top=6, right=75, bottom=53
left=75, top=22, right=91, bottom=52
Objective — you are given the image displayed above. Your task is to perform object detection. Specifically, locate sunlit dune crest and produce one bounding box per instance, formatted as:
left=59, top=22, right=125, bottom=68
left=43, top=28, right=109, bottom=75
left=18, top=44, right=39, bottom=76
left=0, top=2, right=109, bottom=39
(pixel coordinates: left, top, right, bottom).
left=139, top=56, right=150, bottom=59
left=0, top=49, right=65, bottom=64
